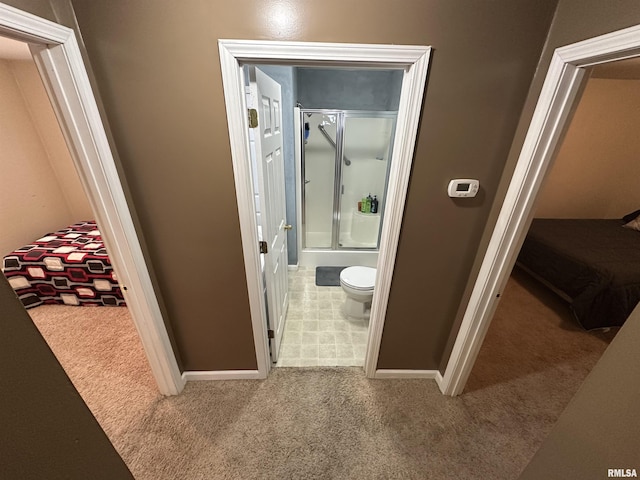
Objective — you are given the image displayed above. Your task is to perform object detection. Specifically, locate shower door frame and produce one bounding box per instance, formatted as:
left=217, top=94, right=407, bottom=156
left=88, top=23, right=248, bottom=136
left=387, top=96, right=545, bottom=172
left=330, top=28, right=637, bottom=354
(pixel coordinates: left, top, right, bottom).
left=299, top=108, right=344, bottom=251
left=300, top=109, right=397, bottom=253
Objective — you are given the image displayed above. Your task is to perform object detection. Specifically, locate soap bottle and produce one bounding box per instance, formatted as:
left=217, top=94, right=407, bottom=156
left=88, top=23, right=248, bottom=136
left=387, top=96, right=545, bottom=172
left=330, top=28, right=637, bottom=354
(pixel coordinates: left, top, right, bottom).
left=361, top=195, right=367, bottom=212
left=365, top=194, right=372, bottom=213
left=371, top=195, right=378, bottom=214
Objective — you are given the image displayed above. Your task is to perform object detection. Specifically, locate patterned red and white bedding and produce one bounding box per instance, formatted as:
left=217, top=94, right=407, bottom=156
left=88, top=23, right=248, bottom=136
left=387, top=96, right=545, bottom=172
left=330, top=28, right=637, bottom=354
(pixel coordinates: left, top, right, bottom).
left=2, top=221, right=126, bottom=309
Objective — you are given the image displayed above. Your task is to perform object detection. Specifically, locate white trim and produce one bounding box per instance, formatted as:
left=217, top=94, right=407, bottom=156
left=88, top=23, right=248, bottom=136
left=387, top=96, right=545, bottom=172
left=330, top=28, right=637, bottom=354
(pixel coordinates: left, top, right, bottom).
left=0, top=3, right=184, bottom=395
left=435, top=370, right=444, bottom=391
left=440, top=23, right=640, bottom=396
left=219, top=41, right=271, bottom=379
left=218, top=40, right=431, bottom=380
left=218, top=39, right=430, bottom=66
left=364, top=48, right=431, bottom=378
left=374, top=369, right=439, bottom=380
left=183, top=370, right=263, bottom=381
left=288, top=264, right=299, bottom=271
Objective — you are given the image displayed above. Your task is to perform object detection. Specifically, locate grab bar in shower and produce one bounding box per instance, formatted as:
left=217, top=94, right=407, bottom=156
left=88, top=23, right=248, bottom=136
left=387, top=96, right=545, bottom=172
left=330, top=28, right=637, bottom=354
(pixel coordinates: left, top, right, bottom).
left=318, top=124, right=351, bottom=166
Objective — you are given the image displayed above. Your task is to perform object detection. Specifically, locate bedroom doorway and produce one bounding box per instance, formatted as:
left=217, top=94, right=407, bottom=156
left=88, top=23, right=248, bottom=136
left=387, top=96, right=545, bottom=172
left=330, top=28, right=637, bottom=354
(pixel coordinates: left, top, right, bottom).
left=441, top=24, right=640, bottom=396
left=460, top=58, right=640, bottom=394
left=0, top=4, right=183, bottom=396
left=0, top=35, right=159, bottom=434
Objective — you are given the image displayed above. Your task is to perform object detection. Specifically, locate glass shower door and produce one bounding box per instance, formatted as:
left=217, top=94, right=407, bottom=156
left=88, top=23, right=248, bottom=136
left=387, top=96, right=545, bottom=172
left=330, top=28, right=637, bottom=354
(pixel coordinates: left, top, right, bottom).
left=338, top=114, right=396, bottom=248
left=302, top=112, right=338, bottom=248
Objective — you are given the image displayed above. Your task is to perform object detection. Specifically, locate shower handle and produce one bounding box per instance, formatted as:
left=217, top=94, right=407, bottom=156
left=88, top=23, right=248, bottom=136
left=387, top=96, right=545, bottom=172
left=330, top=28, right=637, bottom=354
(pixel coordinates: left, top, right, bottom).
left=305, top=179, right=310, bottom=184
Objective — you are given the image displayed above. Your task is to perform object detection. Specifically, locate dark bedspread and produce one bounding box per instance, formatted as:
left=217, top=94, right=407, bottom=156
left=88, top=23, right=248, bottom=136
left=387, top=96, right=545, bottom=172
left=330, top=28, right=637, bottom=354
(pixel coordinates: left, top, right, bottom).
left=518, top=219, right=640, bottom=330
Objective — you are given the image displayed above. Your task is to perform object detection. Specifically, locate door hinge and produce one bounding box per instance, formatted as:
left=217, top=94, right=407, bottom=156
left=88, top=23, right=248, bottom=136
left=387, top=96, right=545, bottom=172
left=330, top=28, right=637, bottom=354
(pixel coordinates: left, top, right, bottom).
left=248, top=108, right=258, bottom=128
left=267, top=329, right=274, bottom=339
left=259, top=240, right=268, bottom=254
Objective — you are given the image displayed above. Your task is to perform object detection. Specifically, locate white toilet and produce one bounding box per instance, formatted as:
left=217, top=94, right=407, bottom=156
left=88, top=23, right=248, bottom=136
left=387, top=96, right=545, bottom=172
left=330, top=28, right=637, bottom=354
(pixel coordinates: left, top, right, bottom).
left=339, top=266, right=376, bottom=318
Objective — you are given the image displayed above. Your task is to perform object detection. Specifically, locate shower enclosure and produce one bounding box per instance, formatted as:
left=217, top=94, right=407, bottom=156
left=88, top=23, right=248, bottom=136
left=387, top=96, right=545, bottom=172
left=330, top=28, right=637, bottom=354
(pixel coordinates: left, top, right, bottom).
left=296, top=108, right=396, bottom=266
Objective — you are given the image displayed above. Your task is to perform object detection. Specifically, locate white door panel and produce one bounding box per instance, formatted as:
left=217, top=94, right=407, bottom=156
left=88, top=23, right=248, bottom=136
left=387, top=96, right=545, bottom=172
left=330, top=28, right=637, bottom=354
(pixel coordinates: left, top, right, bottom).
left=249, top=67, right=289, bottom=363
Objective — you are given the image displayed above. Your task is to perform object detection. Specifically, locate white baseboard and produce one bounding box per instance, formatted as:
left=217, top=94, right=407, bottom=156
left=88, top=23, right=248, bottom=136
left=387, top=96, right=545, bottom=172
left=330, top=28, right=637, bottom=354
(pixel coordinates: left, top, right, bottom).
left=374, top=369, right=439, bottom=379
left=183, top=370, right=264, bottom=381
left=288, top=264, right=299, bottom=271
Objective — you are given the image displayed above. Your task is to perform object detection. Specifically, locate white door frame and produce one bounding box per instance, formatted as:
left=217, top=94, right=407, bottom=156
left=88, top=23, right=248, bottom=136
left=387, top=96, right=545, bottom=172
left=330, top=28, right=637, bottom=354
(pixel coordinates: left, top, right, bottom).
left=218, top=40, right=431, bottom=378
left=0, top=3, right=184, bottom=395
left=440, top=23, right=640, bottom=396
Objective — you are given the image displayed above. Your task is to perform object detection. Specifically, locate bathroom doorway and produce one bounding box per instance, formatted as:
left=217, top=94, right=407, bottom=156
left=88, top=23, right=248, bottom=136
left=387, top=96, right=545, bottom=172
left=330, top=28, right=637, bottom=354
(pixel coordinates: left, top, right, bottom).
left=280, top=104, right=398, bottom=368
left=218, top=39, right=431, bottom=379
left=250, top=67, right=400, bottom=367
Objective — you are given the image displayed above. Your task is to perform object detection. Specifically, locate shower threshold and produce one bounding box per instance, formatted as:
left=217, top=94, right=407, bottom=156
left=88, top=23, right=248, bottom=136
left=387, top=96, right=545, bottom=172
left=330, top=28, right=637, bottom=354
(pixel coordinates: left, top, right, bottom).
left=298, top=249, right=378, bottom=268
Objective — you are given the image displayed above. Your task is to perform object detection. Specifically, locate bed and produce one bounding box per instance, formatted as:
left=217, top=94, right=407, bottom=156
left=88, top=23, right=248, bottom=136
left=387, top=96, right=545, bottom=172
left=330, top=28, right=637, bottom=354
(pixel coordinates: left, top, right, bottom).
left=517, top=217, right=640, bottom=330
left=2, top=220, right=126, bottom=309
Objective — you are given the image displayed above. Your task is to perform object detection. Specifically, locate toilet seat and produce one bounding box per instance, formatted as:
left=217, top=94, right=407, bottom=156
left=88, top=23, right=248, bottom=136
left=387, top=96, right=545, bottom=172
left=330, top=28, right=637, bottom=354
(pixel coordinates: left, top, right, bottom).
left=340, top=266, right=376, bottom=291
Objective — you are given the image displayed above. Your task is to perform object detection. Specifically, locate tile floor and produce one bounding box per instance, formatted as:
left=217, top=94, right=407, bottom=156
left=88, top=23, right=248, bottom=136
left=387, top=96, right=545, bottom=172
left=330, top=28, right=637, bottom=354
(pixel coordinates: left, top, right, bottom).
left=276, top=266, right=369, bottom=367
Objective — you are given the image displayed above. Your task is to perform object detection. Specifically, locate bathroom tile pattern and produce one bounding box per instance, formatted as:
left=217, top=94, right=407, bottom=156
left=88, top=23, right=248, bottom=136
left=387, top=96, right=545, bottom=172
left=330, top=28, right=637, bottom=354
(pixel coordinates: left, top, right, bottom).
left=276, top=267, right=369, bottom=367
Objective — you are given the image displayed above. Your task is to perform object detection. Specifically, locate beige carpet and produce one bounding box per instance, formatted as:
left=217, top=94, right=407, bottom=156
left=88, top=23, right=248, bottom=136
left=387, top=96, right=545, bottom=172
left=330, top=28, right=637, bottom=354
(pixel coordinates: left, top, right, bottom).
left=28, top=305, right=160, bottom=455
left=28, top=269, right=618, bottom=479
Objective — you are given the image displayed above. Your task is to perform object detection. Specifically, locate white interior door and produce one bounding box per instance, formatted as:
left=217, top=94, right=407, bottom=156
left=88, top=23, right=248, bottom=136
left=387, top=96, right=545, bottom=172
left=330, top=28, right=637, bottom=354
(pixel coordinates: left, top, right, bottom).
left=249, top=67, right=289, bottom=363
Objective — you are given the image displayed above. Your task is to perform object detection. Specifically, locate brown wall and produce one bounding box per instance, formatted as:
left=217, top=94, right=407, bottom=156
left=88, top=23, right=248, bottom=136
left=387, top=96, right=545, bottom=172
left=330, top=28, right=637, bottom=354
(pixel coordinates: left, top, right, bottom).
left=440, top=0, right=640, bottom=371
left=1, top=0, right=54, bottom=19
left=65, top=0, right=557, bottom=371
left=506, top=0, right=640, bottom=472
left=0, top=273, right=133, bottom=478
left=2, top=0, right=639, bottom=474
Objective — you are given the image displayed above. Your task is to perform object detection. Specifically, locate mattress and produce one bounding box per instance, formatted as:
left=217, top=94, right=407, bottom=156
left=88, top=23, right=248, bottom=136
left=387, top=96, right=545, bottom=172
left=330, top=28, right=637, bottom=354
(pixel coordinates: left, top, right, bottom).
left=517, top=218, right=640, bottom=330
left=2, top=220, right=126, bottom=309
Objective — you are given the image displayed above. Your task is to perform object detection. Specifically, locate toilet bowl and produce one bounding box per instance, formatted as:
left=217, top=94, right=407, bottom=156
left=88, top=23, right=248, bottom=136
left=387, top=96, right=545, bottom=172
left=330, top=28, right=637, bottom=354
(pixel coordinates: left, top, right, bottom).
left=339, top=266, right=376, bottom=318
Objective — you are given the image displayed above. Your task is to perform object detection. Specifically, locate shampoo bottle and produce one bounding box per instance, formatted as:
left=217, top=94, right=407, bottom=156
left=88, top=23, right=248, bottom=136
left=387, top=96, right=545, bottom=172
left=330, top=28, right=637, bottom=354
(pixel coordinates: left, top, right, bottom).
left=371, top=195, right=378, bottom=213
